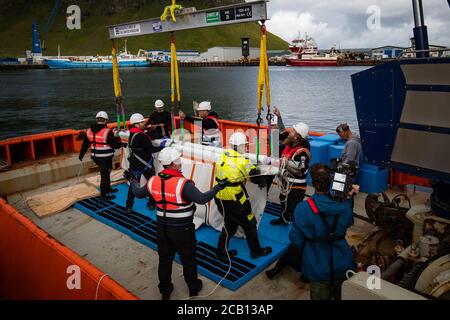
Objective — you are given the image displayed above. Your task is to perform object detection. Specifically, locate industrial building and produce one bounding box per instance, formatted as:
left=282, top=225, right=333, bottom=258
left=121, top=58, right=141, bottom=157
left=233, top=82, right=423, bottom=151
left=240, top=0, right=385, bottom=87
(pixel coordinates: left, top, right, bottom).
left=371, top=46, right=406, bottom=60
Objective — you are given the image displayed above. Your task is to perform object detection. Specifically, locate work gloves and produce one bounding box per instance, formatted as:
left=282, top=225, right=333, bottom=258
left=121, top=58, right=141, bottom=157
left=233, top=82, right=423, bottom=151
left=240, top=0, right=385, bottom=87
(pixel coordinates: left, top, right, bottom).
left=216, top=178, right=230, bottom=190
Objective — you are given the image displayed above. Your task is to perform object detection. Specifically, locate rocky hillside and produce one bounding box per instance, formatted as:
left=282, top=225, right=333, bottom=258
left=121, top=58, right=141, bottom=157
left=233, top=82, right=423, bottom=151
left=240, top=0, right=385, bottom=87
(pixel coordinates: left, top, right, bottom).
left=0, top=0, right=288, bottom=56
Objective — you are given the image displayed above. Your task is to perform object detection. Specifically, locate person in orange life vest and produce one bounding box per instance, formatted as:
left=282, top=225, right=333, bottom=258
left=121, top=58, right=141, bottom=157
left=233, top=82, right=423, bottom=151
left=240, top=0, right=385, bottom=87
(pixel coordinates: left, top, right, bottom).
left=179, top=101, right=221, bottom=147
left=125, top=113, right=163, bottom=212
left=79, top=111, right=122, bottom=201
left=126, top=147, right=228, bottom=300
left=271, top=117, right=312, bottom=225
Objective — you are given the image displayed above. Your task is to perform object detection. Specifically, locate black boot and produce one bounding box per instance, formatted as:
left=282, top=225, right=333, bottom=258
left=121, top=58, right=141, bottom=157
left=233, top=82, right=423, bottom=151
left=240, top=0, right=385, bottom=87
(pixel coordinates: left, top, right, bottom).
left=100, top=194, right=115, bottom=201
left=251, top=247, right=272, bottom=259
left=189, top=279, right=203, bottom=297
left=108, top=187, right=119, bottom=193
left=216, top=249, right=238, bottom=260
left=265, top=265, right=282, bottom=279
left=125, top=200, right=134, bottom=213
left=161, top=285, right=174, bottom=300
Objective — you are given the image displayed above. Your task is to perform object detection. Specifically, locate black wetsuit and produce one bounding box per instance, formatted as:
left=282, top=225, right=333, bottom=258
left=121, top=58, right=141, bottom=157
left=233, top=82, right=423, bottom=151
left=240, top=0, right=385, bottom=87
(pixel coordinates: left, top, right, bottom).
left=146, top=110, right=172, bottom=139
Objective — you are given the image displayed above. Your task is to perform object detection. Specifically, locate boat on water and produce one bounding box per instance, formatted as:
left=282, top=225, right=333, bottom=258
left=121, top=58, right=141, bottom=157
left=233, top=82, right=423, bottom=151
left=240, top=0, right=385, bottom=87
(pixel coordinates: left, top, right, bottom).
left=45, top=43, right=151, bottom=69
left=45, top=52, right=151, bottom=69
left=285, top=34, right=340, bottom=67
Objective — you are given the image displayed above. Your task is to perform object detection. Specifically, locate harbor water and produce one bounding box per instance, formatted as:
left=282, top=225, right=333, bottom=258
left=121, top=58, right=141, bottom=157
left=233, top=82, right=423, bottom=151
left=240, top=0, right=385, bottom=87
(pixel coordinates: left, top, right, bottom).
left=0, top=66, right=368, bottom=140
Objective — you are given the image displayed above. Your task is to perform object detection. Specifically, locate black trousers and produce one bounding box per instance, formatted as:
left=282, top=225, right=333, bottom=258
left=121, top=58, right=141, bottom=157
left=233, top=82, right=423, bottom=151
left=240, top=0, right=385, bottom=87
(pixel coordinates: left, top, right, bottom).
left=157, top=223, right=201, bottom=295
left=215, top=197, right=262, bottom=255
left=272, top=245, right=303, bottom=272
left=126, top=168, right=154, bottom=208
left=279, top=183, right=306, bottom=221
left=93, top=156, right=113, bottom=197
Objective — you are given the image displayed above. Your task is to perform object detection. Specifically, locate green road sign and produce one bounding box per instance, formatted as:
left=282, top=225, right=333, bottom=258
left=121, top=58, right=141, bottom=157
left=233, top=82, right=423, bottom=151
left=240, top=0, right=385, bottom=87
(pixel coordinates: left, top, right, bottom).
left=206, top=11, right=220, bottom=23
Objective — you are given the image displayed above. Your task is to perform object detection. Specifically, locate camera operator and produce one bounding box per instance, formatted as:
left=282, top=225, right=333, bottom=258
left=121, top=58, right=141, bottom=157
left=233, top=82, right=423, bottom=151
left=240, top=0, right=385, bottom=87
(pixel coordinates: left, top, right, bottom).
left=289, top=163, right=358, bottom=300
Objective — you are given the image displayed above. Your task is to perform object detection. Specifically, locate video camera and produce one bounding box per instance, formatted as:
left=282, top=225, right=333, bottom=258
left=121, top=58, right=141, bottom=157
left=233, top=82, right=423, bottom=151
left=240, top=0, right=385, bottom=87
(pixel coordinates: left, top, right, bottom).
left=329, top=159, right=359, bottom=201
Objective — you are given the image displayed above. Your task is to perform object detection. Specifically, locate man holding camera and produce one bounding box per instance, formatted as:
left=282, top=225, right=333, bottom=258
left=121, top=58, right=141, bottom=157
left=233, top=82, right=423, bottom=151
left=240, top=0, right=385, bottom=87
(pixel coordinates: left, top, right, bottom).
left=290, top=163, right=357, bottom=300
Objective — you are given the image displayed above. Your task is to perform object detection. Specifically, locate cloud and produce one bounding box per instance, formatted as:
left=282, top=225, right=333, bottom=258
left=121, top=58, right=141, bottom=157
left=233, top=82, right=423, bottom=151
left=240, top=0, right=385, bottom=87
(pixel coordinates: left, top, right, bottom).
left=256, top=0, right=450, bottom=49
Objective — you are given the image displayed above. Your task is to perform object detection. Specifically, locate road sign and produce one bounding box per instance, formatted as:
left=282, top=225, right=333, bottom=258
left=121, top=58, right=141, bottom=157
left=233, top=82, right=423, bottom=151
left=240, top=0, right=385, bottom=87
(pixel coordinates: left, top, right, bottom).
left=236, top=5, right=252, bottom=20
left=220, top=8, right=235, bottom=22
left=108, top=0, right=268, bottom=39
left=113, top=24, right=141, bottom=37
left=206, top=11, right=220, bottom=23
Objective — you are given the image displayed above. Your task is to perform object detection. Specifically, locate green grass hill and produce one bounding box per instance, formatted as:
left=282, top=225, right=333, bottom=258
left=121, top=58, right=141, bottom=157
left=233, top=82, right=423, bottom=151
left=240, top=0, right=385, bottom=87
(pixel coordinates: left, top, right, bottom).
left=0, top=0, right=288, bottom=57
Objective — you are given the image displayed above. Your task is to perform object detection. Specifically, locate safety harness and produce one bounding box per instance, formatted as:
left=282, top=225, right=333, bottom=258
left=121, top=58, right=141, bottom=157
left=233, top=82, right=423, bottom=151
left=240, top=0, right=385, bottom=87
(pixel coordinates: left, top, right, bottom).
left=128, top=130, right=154, bottom=176
left=282, top=145, right=311, bottom=184
left=306, top=198, right=345, bottom=287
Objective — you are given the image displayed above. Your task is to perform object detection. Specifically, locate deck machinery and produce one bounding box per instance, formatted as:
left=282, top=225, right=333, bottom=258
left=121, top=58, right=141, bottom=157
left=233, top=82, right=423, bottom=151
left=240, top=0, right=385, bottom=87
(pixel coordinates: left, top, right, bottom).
left=344, top=0, right=450, bottom=300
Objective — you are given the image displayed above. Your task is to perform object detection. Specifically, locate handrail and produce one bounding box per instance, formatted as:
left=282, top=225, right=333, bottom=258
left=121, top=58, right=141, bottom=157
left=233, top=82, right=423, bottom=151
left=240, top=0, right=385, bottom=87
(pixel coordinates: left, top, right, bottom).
left=400, top=47, right=450, bottom=57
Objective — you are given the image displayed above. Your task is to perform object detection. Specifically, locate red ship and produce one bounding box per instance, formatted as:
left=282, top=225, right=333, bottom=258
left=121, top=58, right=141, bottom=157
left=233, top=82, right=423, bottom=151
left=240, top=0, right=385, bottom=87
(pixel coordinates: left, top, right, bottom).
left=285, top=34, right=339, bottom=67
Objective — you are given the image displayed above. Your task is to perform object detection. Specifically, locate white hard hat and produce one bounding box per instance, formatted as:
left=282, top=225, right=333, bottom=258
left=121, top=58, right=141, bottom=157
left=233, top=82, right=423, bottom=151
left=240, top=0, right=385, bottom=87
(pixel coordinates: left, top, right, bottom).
left=271, top=115, right=278, bottom=126
left=197, top=101, right=211, bottom=111
left=96, top=111, right=108, bottom=120
left=130, top=113, right=145, bottom=125
left=293, top=122, right=309, bottom=138
left=158, top=147, right=182, bottom=166
left=154, top=99, right=164, bottom=108
left=229, top=132, right=248, bottom=146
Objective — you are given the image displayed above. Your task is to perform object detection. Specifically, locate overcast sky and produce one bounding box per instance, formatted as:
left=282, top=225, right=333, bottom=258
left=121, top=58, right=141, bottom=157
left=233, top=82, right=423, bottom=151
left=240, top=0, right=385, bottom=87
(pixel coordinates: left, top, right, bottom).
left=255, top=0, right=450, bottom=49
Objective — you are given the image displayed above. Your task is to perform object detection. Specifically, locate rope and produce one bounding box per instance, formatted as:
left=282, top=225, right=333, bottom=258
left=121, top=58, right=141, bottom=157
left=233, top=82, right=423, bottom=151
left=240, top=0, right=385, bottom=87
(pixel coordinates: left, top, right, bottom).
left=160, top=0, right=183, bottom=22
left=170, top=32, right=184, bottom=143
left=278, top=159, right=295, bottom=224
left=95, top=274, right=109, bottom=300
left=185, top=198, right=231, bottom=300
left=256, top=22, right=271, bottom=162
left=112, top=40, right=126, bottom=130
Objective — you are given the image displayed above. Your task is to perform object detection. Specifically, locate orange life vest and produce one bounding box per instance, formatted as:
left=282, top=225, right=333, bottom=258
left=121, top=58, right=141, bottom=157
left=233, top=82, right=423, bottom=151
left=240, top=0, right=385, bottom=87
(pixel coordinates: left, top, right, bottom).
left=86, top=127, right=114, bottom=158
left=147, top=170, right=195, bottom=224
left=281, top=145, right=311, bottom=184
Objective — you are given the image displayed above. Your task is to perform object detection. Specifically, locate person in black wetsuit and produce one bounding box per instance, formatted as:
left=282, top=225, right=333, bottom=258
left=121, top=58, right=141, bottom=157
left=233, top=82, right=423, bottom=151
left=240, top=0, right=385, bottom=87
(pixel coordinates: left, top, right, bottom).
left=179, top=101, right=221, bottom=147
left=125, top=113, right=163, bottom=212
left=146, top=99, right=172, bottom=140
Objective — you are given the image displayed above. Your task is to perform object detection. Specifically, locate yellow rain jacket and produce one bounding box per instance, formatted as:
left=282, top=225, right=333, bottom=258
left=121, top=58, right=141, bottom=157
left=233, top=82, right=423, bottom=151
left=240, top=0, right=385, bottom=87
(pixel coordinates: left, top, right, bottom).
left=214, top=149, right=257, bottom=202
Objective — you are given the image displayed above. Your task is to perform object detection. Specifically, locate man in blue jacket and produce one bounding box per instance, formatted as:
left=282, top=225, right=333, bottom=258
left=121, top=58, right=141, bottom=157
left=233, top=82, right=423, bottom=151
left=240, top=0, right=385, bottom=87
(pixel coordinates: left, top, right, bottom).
left=290, top=163, right=357, bottom=300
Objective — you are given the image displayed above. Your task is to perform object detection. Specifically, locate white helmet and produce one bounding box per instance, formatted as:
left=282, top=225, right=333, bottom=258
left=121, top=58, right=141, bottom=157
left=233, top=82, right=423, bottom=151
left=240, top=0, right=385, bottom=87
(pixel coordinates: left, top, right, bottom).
left=197, top=101, right=211, bottom=111
left=130, top=113, right=145, bottom=125
left=158, top=147, right=182, bottom=166
left=154, top=99, right=164, bottom=108
left=96, top=111, right=108, bottom=120
left=293, top=122, right=309, bottom=138
left=271, top=115, right=278, bottom=126
left=229, top=132, right=248, bottom=146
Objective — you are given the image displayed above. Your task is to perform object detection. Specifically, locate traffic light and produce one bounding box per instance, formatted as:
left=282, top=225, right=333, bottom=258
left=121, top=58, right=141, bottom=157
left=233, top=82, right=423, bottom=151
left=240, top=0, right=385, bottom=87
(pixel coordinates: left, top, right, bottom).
left=241, top=37, right=250, bottom=59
